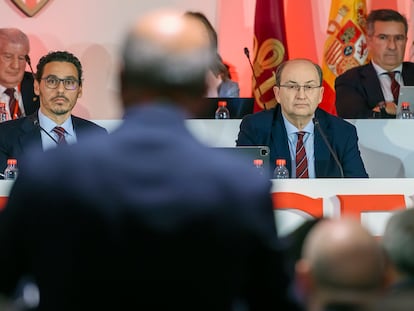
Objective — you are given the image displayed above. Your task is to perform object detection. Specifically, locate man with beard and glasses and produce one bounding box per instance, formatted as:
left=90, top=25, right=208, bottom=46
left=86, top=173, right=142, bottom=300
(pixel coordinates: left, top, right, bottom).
left=0, top=50, right=107, bottom=172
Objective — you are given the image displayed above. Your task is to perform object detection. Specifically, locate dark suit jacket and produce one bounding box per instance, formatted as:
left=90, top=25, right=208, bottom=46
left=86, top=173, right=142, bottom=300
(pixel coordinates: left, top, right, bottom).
left=0, top=112, right=107, bottom=172
left=236, top=105, right=368, bottom=178
left=335, top=62, right=414, bottom=118
left=0, top=104, right=299, bottom=311
left=20, top=71, right=39, bottom=116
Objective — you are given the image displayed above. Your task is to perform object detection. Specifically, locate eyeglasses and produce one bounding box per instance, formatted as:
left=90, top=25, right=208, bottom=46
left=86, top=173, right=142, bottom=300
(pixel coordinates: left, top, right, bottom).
left=41, top=76, right=80, bottom=90
left=278, top=84, right=321, bottom=92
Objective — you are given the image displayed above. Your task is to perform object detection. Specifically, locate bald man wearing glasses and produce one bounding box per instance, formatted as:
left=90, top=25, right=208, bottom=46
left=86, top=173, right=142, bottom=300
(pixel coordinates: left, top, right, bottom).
left=237, top=58, right=368, bottom=178
left=0, top=51, right=107, bottom=172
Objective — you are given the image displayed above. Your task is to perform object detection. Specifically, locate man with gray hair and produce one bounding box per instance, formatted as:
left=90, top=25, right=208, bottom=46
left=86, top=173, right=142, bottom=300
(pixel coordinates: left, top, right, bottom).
left=0, top=9, right=298, bottom=311
left=382, top=208, right=414, bottom=294
left=0, top=28, right=38, bottom=120
left=295, top=218, right=386, bottom=311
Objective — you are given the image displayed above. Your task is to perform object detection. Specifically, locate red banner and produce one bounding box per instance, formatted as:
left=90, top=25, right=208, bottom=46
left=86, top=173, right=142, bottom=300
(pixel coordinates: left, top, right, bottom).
left=252, top=0, right=288, bottom=112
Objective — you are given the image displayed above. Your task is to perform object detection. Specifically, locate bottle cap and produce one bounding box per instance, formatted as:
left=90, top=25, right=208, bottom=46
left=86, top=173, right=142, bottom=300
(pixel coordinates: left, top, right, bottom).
left=402, top=102, right=410, bottom=109
left=7, top=158, right=17, bottom=165
left=218, top=101, right=227, bottom=107
left=0, top=103, right=5, bottom=108
left=276, top=159, right=286, bottom=166
left=253, top=159, right=263, bottom=166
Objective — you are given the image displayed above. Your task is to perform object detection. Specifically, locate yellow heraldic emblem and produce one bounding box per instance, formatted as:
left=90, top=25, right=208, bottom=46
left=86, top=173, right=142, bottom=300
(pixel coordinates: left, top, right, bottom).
left=253, top=37, right=285, bottom=109
left=324, top=2, right=368, bottom=78
left=11, top=0, right=50, bottom=17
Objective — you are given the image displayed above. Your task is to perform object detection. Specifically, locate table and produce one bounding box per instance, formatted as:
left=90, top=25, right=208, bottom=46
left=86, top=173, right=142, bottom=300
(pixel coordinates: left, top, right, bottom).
left=0, top=178, right=410, bottom=237
left=272, top=178, right=413, bottom=236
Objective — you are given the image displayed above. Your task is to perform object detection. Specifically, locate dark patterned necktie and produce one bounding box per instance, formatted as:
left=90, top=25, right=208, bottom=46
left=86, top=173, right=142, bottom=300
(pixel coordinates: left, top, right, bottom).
left=387, top=71, right=400, bottom=103
left=52, top=126, right=67, bottom=145
left=4, top=88, right=21, bottom=119
left=295, top=131, right=309, bottom=178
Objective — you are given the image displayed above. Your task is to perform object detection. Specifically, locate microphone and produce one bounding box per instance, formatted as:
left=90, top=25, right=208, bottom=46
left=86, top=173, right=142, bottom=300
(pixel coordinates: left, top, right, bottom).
left=33, top=119, right=59, bottom=145
left=313, top=118, right=344, bottom=178
left=25, top=55, right=36, bottom=79
left=243, top=47, right=266, bottom=110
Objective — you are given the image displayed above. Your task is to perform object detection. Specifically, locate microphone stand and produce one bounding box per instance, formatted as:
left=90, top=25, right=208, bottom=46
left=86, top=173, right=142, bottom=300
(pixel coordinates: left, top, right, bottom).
left=243, top=47, right=267, bottom=110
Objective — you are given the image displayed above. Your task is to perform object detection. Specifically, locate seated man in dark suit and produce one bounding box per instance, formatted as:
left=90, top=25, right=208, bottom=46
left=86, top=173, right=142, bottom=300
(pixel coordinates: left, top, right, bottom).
left=237, top=58, right=368, bottom=178
left=335, top=9, right=414, bottom=119
left=0, top=28, right=39, bottom=119
left=0, top=50, right=107, bottom=171
left=0, top=9, right=299, bottom=311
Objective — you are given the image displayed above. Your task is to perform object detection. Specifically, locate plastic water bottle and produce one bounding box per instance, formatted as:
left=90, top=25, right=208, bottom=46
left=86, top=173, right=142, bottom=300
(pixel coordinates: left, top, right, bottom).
left=0, top=103, right=7, bottom=122
left=253, top=159, right=264, bottom=176
left=400, top=102, right=413, bottom=119
left=4, top=158, right=18, bottom=180
left=273, top=159, right=289, bottom=179
left=215, top=101, right=230, bottom=119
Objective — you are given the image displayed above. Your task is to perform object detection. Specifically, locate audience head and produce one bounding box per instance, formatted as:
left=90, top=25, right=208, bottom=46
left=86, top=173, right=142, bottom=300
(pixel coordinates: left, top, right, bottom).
left=372, top=292, right=414, bottom=311
left=34, top=51, right=83, bottom=123
left=284, top=218, right=324, bottom=266
left=184, top=11, right=218, bottom=53
left=295, top=218, right=386, bottom=311
left=381, top=208, right=414, bottom=286
left=0, top=28, right=30, bottom=88
left=273, top=58, right=324, bottom=128
left=366, top=9, right=408, bottom=71
left=120, top=9, right=215, bottom=112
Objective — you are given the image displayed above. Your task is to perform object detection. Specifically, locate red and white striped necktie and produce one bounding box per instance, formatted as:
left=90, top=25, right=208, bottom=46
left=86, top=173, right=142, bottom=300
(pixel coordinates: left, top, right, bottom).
left=295, top=131, right=309, bottom=178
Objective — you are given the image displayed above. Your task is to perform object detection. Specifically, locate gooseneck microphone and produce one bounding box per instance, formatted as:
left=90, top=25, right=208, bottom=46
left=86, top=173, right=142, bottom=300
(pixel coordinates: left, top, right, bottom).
left=313, top=118, right=344, bottom=178
left=243, top=47, right=267, bottom=110
left=33, top=119, right=59, bottom=145
left=25, top=55, right=36, bottom=79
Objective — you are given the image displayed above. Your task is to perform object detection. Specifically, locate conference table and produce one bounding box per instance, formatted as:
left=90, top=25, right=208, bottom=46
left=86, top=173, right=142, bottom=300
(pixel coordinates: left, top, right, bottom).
left=1, top=119, right=412, bottom=237
left=188, top=118, right=414, bottom=236
left=0, top=178, right=410, bottom=237
left=97, top=118, right=414, bottom=178
left=99, top=118, right=414, bottom=235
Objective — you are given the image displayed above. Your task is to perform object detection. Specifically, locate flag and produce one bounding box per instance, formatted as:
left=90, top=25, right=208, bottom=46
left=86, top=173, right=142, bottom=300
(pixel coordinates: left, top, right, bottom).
left=252, top=0, right=288, bottom=112
left=320, top=0, right=369, bottom=115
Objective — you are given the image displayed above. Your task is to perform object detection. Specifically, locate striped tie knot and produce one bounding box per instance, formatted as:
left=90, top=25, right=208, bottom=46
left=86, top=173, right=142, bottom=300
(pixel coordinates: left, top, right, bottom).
left=52, top=126, right=67, bottom=145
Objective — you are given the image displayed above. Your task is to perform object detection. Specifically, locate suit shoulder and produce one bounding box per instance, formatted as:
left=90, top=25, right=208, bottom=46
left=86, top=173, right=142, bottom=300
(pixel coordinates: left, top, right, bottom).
left=337, top=63, right=371, bottom=80
left=72, top=116, right=108, bottom=133
left=0, top=118, right=27, bottom=130
left=317, top=109, right=356, bottom=130
left=403, top=61, right=414, bottom=71
left=242, top=108, right=274, bottom=123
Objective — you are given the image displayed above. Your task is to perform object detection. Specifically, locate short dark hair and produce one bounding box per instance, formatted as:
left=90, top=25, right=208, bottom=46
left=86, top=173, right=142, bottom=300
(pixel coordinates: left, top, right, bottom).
left=36, top=51, right=83, bottom=85
left=275, top=59, right=323, bottom=86
left=366, top=9, right=408, bottom=36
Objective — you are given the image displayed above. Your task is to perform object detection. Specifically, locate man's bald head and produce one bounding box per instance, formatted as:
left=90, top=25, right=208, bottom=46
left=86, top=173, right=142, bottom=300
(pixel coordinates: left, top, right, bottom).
left=296, top=218, right=386, bottom=308
left=121, top=9, right=214, bottom=105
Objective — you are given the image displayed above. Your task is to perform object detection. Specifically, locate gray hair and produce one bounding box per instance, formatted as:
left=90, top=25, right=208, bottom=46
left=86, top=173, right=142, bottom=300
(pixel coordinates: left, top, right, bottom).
left=0, top=28, right=30, bottom=52
left=121, top=26, right=214, bottom=97
left=366, top=9, right=408, bottom=37
left=275, top=58, right=323, bottom=86
left=382, top=208, right=414, bottom=277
